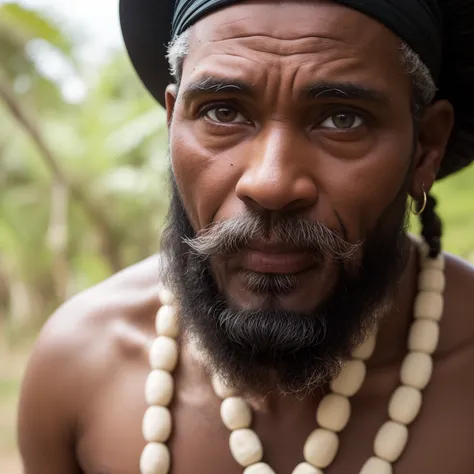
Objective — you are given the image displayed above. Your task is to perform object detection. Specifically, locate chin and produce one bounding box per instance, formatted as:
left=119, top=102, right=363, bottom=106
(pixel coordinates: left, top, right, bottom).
left=215, top=260, right=339, bottom=313
left=176, top=264, right=376, bottom=394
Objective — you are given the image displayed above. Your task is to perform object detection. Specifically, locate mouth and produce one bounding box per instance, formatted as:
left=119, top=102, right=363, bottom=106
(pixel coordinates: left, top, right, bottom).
left=240, top=242, right=318, bottom=275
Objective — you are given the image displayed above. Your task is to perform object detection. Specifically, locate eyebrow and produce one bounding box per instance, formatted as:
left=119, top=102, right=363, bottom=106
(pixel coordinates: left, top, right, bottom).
left=303, top=82, right=390, bottom=105
left=181, top=76, right=390, bottom=106
left=181, top=76, right=254, bottom=104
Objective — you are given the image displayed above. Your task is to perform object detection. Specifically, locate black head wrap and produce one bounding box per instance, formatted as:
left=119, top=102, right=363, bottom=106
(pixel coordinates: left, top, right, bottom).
left=119, top=0, right=474, bottom=180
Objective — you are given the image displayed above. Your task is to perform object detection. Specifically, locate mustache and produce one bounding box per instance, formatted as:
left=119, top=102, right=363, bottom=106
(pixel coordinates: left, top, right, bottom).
left=183, top=212, right=361, bottom=261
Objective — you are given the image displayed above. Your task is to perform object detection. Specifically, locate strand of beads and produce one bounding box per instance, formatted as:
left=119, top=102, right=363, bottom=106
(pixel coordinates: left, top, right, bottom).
left=296, top=330, right=378, bottom=474
left=359, top=247, right=445, bottom=474
left=213, top=329, right=378, bottom=474
left=212, top=375, right=275, bottom=474
left=140, top=289, right=180, bottom=474
left=139, top=239, right=445, bottom=474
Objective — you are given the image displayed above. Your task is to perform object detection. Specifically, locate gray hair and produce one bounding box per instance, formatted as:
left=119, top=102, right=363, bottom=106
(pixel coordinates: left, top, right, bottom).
left=166, top=29, right=191, bottom=83
left=167, top=28, right=436, bottom=106
left=399, top=42, right=437, bottom=105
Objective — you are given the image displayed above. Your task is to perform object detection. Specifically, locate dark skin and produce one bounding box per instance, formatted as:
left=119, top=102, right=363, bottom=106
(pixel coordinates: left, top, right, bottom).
left=18, top=2, right=474, bottom=473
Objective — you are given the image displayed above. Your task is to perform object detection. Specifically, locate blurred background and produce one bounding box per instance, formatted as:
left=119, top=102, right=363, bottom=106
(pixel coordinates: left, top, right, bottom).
left=0, top=0, right=473, bottom=472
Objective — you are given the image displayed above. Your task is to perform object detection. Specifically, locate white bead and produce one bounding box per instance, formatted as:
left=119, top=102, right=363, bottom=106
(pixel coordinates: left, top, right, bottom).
left=229, top=429, right=263, bottom=467
left=155, top=305, right=179, bottom=338
left=292, top=462, right=323, bottom=473
left=243, top=462, right=276, bottom=474
left=158, top=288, right=174, bottom=306
left=212, top=375, right=236, bottom=399
left=408, top=319, right=439, bottom=354
left=142, top=406, right=172, bottom=443
left=414, top=291, right=444, bottom=321
left=352, top=331, right=377, bottom=360
left=359, top=456, right=392, bottom=474
left=139, top=442, right=170, bottom=474
left=388, top=386, right=422, bottom=425
left=303, top=429, right=339, bottom=469
left=149, top=337, right=179, bottom=372
left=400, top=352, right=433, bottom=390
left=316, top=394, right=351, bottom=432
left=421, top=253, right=445, bottom=270
left=374, top=421, right=409, bottom=462
left=221, top=396, right=252, bottom=430
left=330, top=360, right=366, bottom=397
left=418, top=269, right=445, bottom=292
left=145, top=370, right=174, bottom=406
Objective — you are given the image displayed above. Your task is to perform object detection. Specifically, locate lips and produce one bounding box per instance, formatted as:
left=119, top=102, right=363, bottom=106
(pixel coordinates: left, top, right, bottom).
left=240, top=241, right=317, bottom=274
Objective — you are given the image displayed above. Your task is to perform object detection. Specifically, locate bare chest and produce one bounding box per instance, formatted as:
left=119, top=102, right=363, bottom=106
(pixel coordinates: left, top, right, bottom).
left=76, top=354, right=474, bottom=474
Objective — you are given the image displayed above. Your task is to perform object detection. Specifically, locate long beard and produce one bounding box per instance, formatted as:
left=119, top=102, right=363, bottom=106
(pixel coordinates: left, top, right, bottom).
left=160, top=172, right=411, bottom=396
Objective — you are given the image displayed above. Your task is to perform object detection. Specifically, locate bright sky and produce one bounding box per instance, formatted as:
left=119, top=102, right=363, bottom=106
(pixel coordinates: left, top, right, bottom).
left=15, top=0, right=122, bottom=54
left=7, top=0, right=124, bottom=101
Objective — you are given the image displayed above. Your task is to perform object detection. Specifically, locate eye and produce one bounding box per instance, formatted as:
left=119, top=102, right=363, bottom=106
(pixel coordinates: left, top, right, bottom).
left=320, top=112, right=364, bottom=129
left=205, top=106, right=248, bottom=124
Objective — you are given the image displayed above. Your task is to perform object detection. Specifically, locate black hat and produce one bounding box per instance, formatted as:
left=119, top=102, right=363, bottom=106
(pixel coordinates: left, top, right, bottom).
left=119, top=0, right=474, bottom=180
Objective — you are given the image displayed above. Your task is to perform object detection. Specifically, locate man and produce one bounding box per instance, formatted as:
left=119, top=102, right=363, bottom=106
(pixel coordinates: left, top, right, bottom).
left=18, top=0, right=474, bottom=473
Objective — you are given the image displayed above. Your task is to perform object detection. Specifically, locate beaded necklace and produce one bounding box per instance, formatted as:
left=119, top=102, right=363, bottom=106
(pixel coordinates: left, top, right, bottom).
left=140, top=241, right=445, bottom=474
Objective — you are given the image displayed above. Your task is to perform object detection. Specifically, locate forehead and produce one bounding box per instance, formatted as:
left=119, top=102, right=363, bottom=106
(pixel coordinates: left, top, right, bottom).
left=182, top=1, right=409, bottom=98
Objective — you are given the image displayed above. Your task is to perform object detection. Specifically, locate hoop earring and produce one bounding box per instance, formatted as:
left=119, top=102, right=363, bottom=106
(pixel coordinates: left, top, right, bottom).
left=411, top=185, right=427, bottom=216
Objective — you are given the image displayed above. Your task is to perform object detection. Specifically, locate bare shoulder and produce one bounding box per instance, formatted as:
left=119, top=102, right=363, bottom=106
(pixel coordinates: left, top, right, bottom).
left=439, top=252, right=474, bottom=353
left=37, top=254, right=159, bottom=347
left=48, top=253, right=161, bottom=341
left=444, top=252, right=474, bottom=318
left=25, top=253, right=162, bottom=387
left=18, top=255, right=162, bottom=472
left=444, top=252, right=474, bottom=299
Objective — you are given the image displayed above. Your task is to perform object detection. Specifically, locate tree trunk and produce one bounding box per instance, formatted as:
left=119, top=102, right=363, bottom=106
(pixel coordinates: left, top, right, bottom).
left=47, top=180, right=70, bottom=301
left=0, top=77, right=123, bottom=272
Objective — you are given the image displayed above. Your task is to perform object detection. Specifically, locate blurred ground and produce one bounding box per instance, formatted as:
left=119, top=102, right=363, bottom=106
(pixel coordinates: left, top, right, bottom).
left=0, top=338, right=30, bottom=474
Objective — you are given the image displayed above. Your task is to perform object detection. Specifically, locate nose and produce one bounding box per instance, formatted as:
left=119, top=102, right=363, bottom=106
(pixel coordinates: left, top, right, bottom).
left=235, top=125, right=318, bottom=213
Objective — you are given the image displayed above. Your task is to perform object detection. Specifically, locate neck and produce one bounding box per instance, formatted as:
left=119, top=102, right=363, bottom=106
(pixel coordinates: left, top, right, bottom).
left=367, top=237, right=419, bottom=369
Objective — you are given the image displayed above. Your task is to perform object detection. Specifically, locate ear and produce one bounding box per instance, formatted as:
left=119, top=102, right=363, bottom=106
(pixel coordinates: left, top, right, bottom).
left=410, top=100, right=454, bottom=199
left=165, top=84, right=178, bottom=128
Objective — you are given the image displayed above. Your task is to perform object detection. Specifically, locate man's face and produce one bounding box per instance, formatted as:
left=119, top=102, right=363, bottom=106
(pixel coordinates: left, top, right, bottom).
left=162, top=0, right=415, bottom=393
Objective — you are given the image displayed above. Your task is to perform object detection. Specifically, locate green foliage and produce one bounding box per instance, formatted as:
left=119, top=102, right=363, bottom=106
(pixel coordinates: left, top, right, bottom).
left=0, top=2, right=473, bottom=342
left=0, top=3, right=169, bottom=333
left=0, top=2, right=76, bottom=108
left=0, top=379, right=19, bottom=402
left=433, top=167, right=474, bottom=258
left=408, top=165, right=474, bottom=259
left=0, top=3, right=73, bottom=56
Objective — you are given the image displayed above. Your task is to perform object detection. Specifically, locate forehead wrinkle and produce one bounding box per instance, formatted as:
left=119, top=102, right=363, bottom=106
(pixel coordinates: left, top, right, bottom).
left=185, top=26, right=406, bottom=106
left=204, top=31, right=350, bottom=45
left=187, top=36, right=361, bottom=91
left=207, top=51, right=264, bottom=68
left=186, top=1, right=406, bottom=96
left=191, top=1, right=395, bottom=50
left=183, top=51, right=397, bottom=108
left=184, top=54, right=268, bottom=87
left=195, top=33, right=352, bottom=59
left=189, top=44, right=384, bottom=87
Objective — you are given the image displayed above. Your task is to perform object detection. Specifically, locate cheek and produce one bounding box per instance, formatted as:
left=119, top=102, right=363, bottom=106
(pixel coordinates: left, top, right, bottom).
left=324, top=131, right=412, bottom=241
left=170, top=120, right=241, bottom=230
